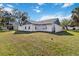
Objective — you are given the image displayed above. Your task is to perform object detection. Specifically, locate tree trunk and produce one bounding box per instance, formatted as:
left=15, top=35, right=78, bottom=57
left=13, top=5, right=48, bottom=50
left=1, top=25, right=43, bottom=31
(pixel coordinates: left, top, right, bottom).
left=65, top=26, right=68, bottom=30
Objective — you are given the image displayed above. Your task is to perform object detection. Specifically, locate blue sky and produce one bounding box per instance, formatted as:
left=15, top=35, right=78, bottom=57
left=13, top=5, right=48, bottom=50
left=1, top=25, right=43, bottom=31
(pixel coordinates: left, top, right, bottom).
left=0, top=3, right=79, bottom=21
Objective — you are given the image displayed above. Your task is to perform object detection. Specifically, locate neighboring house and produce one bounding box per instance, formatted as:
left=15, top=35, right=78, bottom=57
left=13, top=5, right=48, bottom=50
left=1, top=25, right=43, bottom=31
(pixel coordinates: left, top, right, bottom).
left=7, top=20, right=18, bottom=30
left=68, top=26, right=79, bottom=30
left=1, top=20, right=17, bottom=30
left=18, top=18, right=63, bottom=33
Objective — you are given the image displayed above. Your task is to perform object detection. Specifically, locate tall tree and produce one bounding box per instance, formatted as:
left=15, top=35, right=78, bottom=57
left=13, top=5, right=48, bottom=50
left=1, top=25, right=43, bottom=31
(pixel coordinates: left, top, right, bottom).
left=0, top=7, right=30, bottom=30
left=71, top=7, right=79, bottom=26
left=17, top=12, right=30, bottom=26
left=0, top=7, right=15, bottom=30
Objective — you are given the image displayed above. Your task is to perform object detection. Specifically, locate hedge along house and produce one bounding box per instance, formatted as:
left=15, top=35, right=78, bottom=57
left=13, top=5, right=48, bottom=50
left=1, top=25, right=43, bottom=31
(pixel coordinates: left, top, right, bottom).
left=18, top=18, right=63, bottom=33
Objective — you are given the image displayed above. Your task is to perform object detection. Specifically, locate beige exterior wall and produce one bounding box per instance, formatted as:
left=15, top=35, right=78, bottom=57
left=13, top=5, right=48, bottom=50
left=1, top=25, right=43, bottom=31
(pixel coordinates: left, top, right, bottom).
left=18, top=24, right=63, bottom=32
left=18, top=24, right=35, bottom=31
left=18, top=24, right=54, bottom=32
left=55, top=24, right=63, bottom=32
left=68, top=27, right=79, bottom=30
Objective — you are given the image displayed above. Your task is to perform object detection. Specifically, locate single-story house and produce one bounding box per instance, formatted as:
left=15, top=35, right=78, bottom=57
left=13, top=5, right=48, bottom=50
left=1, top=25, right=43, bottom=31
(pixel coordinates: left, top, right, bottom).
left=67, top=26, right=79, bottom=30
left=18, top=18, right=63, bottom=33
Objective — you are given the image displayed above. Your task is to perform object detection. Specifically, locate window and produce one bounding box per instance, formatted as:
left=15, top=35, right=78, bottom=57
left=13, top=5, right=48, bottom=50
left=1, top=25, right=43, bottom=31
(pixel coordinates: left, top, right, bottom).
left=28, top=26, right=30, bottom=29
left=45, top=26, right=47, bottom=29
left=43, top=26, right=47, bottom=29
left=25, top=26, right=26, bottom=29
left=35, top=26, right=37, bottom=30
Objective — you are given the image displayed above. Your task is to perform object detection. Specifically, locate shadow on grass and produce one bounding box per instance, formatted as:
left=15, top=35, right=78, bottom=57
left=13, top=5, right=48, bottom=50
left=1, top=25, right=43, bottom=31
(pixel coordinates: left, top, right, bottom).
left=14, top=31, right=74, bottom=36
left=0, top=30, right=15, bottom=33
left=54, top=31, right=74, bottom=36
left=14, top=31, right=56, bottom=34
left=0, top=30, right=7, bottom=32
left=14, top=31, right=37, bottom=34
left=69, top=30, right=79, bottom=33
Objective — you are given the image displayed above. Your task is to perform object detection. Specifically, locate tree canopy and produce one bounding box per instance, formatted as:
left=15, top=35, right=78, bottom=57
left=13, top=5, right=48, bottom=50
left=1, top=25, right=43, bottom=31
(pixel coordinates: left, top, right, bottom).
left=0, top=7, right=29, bottom=27
left=71, top=7, right=79, bottom=26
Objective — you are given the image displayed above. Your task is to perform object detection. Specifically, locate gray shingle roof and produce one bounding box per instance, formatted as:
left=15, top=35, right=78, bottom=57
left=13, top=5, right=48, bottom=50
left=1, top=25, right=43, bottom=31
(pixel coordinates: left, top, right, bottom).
left=31, top=18, right=60, bottom=25
left=24, top=18, right=60, bottom=25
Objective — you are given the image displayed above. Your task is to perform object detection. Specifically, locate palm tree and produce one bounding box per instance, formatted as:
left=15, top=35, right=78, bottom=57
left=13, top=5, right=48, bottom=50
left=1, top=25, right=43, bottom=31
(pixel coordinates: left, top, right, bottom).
left=71, top=7, right=79, bottom=26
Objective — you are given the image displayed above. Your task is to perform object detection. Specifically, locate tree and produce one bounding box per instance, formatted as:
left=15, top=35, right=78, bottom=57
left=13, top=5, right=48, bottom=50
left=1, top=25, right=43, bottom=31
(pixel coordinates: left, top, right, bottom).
left=0, top=7, right=30, bottom=30
left=0, top=8, right=16, bottom=30
left=71, top=7, right=79, bottom=26
left=61, top=19, right=71, bottom=30
left=18, top=12, right=30, bottom=26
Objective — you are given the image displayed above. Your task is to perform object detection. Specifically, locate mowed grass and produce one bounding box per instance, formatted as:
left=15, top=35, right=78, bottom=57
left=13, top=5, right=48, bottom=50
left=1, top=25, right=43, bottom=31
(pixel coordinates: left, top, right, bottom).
left=0, top=31, right=79, bottom=56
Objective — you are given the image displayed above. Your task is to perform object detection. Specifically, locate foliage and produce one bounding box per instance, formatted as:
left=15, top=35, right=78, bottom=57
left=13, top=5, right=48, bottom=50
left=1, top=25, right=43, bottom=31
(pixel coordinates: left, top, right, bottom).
left=71, top=7, right=79, bottom=26
left=0, top=7, right=29, bottom=29
left=60, top=19, right=71, bottom=30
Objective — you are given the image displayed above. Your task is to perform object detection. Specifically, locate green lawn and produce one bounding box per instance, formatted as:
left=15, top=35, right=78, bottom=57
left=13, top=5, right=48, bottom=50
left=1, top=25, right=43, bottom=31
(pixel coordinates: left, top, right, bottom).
left=0, top=30, right=79, bottom=56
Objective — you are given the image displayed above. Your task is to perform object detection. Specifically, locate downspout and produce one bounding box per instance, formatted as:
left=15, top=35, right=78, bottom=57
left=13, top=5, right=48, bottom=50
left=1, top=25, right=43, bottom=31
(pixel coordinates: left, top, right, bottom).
left=52, top=23, right=55, bottom=33
left=53, top=24, right=55, bottom=33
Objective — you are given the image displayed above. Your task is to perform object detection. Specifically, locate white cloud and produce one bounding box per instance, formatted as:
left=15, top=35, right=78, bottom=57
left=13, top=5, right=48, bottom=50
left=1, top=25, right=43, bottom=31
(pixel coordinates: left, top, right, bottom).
left=62, top=3, right=74, bottom=8
left=35, top=9, right=41, bottom=13
left=54, top=3, right=58, bottom=5
left=37, top=14, right=71, bottom=21
left=36, top=6, right=40, bottom=9
left=37, top=3, right=45, bottom=6
left=33, top=5, right=41, bottom=13
left=54, top=3, right=62, bottom=6
left=33, top=3, right=45, bottom=13
left=33, top=9, right=41, bottom=13
left=0, top=4, right=4, bottom=7
left=58, top=14, right=71, bottom=21
left=0, top=4, right=14, bottom=8
left=7, top=4, right=14, bottom=8
left=3, top=7, right=13, bottom=13
left=39, top=15, right=57, bottom=21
